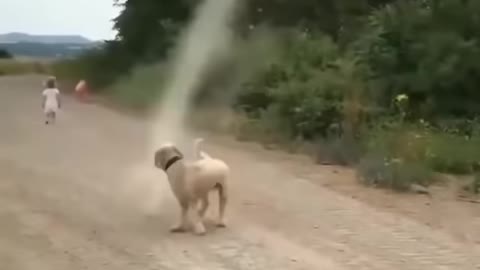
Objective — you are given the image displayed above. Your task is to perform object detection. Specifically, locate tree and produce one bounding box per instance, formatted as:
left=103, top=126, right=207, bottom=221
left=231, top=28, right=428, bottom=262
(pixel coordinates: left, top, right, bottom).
left=110, top=0, right=398, bottom=63
left=112, top=0, right=193, bottom=62
left=0, top=48, right=12, bottom=59
left=354, top=0, right=480, bottom=119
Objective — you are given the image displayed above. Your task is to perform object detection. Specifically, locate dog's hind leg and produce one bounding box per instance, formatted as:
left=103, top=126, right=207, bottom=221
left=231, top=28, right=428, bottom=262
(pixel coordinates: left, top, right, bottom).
left=216, top=184, right=228, bottom=228
left=198, top=195, right=210, bottom=219
left=190, top=199, right=207, bottom=235
left=170, top=201, right=189, bottom=233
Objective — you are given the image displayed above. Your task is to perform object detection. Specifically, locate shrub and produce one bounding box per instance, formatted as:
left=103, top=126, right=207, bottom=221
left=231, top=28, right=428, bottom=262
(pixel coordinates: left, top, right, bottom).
left=355, top=0, right=480, bottom=120
left=357, top=154, right=434, bottom=192
left=104, top=63, right=167, bottom=110
left=425, top=133, right=480, bottom=174
left=315, top=136, right=363, bottom=166
left=0, top=49, right=13, bottom=59
left=232, top=107, right=291, bottom=146
left=462, top=173, right=480, bottom=195
left=358, top=121, right=437, bottom=191
left=235, top=32, right=371, bottom=141
left=364, top=118, right=480, bottom=178
left=473, top=174, right=480, bottom=195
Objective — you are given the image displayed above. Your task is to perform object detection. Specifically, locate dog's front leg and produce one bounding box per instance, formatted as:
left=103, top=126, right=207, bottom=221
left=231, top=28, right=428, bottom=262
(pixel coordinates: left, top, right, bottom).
left=170, top=201, right=189, bottom=233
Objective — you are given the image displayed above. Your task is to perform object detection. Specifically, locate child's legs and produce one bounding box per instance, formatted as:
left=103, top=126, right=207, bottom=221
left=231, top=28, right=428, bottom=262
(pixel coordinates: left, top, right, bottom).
left=44, top=109, right=56, bottom=122
left=49, top=111, right=56, bottom=122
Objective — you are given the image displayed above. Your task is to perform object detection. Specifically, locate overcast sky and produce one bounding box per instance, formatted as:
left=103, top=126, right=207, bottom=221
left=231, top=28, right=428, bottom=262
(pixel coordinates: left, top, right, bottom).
left=0, top=0, right=121, bottom=40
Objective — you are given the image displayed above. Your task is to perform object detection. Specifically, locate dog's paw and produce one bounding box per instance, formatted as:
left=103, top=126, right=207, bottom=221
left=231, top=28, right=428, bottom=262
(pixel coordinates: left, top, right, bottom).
left=194, top=230, right=206, bottom=236
left=216, top=218, right=227, bottom=228
left=170, top=226, right=187, bottom=233
left=216, top=222, right=227, bottom=228
left=193, top=223, right=206, bottom=236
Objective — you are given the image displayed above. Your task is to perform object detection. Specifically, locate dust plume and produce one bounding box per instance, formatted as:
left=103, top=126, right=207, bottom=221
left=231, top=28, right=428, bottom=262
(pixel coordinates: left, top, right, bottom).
left=150, top=0, right=238, bottom=149
left=121, top=0, right=239, bottom=214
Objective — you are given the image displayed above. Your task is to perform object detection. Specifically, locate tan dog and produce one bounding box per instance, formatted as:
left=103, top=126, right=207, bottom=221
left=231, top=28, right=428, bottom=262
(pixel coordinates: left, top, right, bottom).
left=154, top=138, right=229, bottom=235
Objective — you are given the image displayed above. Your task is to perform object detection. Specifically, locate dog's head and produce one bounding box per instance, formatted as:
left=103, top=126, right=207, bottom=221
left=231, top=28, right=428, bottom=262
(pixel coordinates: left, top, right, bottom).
left=154, top=143, right=184, bottom=170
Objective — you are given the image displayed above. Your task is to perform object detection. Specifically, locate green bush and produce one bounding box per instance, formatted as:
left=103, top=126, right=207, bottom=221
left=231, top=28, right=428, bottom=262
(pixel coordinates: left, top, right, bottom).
left=473, top=173, right=480, bottom=194
left=315, top=136, right=363, bottom=166
left=425, top=133, right=480, bottom=174
left=357, top=154, right=434, bottom=192
left=355, top=0, right=480, bottom=119
left=232, top=107, right=291, bottom=146
left=364, top=119, right=480, bottom=175
left=104, top=63, right=167, bottom=110
left=462, top=173, right=480, bottom=195
left=51, top=0, right=480, bottom=193
left=0, top=49, right=12, bottom=59
left=235, top=33, right=369, bottom=140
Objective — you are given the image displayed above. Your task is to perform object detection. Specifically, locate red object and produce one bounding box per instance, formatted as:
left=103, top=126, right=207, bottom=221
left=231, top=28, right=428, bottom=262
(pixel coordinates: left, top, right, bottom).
left=75, top=80, right=90, bottom=102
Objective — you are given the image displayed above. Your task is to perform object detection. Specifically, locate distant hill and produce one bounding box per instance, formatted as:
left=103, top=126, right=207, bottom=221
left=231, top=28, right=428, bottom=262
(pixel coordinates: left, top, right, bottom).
left=0, top=32, right=99, bottom=58
left=0, top=32, right=92, bottom=44
left=0, top=42, right=99, bottom=59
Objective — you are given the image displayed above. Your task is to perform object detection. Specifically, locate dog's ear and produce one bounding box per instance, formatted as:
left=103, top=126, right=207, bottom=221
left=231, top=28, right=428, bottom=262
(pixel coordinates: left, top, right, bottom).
left=154, top=146, right=183, bottom=169
left=171, top=146, right=184, bottom=158
left=154, top=149, right=166, bottom=169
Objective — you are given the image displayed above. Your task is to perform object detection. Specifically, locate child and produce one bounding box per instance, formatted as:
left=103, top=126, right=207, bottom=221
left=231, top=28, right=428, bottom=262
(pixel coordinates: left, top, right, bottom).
left=42, top=77, right=61, bottom=125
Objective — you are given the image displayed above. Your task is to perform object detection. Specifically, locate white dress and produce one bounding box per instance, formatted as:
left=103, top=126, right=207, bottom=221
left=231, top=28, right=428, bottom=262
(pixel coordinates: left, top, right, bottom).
left=42, top=88, right=60, bottom=114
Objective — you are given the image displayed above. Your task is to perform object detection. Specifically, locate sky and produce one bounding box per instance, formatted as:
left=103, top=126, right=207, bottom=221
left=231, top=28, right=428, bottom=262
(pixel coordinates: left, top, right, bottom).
left=0, top=0, right=121, bottom=40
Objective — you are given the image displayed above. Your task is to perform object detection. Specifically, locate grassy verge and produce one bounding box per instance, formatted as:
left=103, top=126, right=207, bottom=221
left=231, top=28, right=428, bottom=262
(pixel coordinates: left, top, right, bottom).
left=102, top=64, right=167, bottom=111
left=0, top=59, right=51, bottom=76
left=217, top=114, right=480, bottom=193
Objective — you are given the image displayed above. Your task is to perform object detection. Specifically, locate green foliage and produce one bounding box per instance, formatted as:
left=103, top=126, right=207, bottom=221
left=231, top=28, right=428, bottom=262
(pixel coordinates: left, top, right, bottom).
left=355, top=0, right=480, bottom=119
left=241, top=0, right=395, bottom=39
left=472, top=173, right=480, bottom=194
left=105, top=63, right=167, bottom=110
left=461, top=173, right=480, bottom=195
left=236, top=33, right=362, bottom=140
left=113, top=0, right=192, bottom=62
left=0, top=49, right=12, bottom=59
left=425, top=133, right=480, bottom=174
left=55, top=0, right=480, bottom=192
left=52, top=41, right=132, bottom=89
left=362, top=119, right=480, bottom=179
left=65, top=0, right=397, bottom=89
left=315, top=136, right=364, bottom=166
left=357, top=154, right=434, bottom=192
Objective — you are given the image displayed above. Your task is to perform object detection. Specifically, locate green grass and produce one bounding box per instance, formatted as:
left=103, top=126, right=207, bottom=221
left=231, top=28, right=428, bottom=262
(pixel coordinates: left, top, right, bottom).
left=356, top=123, right=480, bottom=192
left=103, top=64, right=167, bottom=111
left=357, top=154, right=434, bottom=192
left=0, top=59, right=50, bottom=76
left=425, top=133, right=480, bottom=174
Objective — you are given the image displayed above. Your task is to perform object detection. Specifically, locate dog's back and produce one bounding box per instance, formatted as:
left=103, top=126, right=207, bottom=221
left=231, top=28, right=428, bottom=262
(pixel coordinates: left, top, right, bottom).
left=194, top=158, right=228, bottom=181
left=190, top=138, right=229, bottom=193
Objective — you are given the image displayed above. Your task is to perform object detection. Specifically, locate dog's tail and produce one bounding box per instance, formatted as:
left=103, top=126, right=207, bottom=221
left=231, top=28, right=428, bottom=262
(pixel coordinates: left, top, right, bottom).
left=193, top=137, right=211, bottom=160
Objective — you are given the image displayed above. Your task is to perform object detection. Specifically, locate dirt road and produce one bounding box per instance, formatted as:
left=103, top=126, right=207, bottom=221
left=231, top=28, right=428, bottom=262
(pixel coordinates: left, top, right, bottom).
left=1, top=75, right=479, bottom=269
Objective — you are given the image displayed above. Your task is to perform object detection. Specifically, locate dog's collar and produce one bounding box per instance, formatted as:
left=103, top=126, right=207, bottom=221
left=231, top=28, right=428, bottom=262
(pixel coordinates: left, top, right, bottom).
left=164, top=156, right=183, bottom=171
